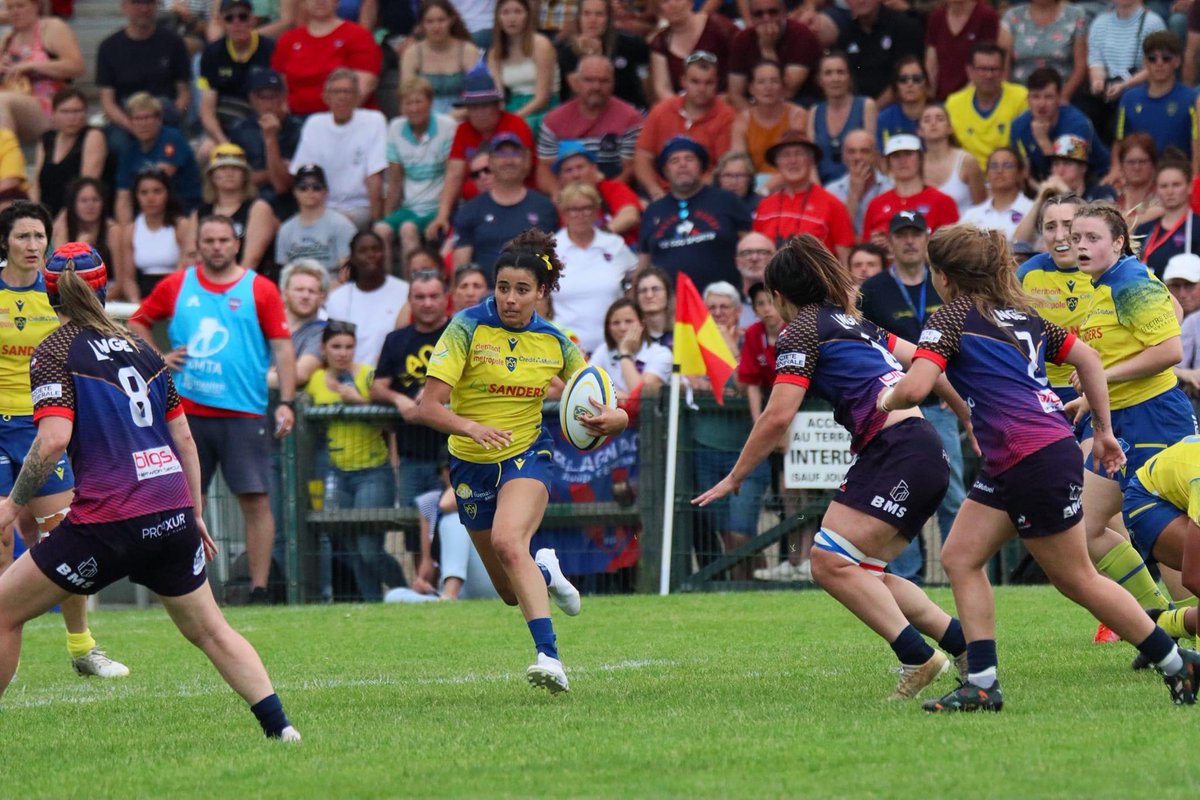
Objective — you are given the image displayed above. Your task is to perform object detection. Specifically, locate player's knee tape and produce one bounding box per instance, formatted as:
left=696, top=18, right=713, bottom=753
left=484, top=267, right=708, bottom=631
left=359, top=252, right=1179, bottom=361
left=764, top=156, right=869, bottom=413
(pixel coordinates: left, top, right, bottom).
left=35, top=507, right=70, bottom=539
left=813, top=528, right=887, bottom=577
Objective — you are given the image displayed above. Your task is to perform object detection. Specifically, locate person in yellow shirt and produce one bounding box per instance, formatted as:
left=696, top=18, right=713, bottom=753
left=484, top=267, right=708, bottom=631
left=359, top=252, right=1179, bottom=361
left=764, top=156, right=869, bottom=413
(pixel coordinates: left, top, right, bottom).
left=0, top=128, right=27, bottom=194
left=944, top=43, right=1029, bottom=171
left=1124, top=437, right=1200, bottom=647
left=305, top=320, right=393, bottom=603
left=415, top=228, right=628, bottom=694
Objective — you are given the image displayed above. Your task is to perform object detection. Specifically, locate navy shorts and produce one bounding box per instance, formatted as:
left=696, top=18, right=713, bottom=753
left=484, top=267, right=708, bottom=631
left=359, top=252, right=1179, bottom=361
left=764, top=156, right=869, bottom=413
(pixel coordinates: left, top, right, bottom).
left=0, top=414, right=73, bottom=497
left=1123, top=475, right=1180, bottom=560
left=1081, top=388, right=1197, bottom=490
left=31, top=508, right=207, bottom=597
left=449, top=433, right=555, bottom=530
left=835, top=418, right=950, bottom=540
left=190, top=415, right=272, bottom=495
left=968, top=436, right=1084, bottom=538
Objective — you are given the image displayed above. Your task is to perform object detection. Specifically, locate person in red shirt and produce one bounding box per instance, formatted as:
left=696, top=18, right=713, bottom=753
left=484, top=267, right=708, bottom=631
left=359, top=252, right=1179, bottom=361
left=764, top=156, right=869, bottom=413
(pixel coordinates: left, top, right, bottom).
left=925, top=0, right=1000, bottom=101
left=862, top=134, right=959, bottom=246
left=270, top=0, right=381, bottom=116
left=426, top=71, right=537, bottom=242
left=752, top=130, right=856, bottom=262
left=726, top=0, right=821, bottom=108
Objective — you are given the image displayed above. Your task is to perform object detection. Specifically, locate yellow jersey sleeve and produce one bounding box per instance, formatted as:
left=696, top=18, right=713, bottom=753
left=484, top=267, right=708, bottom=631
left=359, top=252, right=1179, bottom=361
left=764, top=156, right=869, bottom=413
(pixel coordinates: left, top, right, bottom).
left=429, top=301, right=585, bottom=463
left=1081, top=258, right=1180, bottom=409
left=0, top=275, right=59, bottom=416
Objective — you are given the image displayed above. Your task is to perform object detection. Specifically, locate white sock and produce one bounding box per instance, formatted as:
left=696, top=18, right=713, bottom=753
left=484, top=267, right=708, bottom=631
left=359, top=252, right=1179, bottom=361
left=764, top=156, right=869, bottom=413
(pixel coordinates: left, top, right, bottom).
left=967, top=667, right=997, bottom=688
left=1158, top=646, right=1184, bottom=676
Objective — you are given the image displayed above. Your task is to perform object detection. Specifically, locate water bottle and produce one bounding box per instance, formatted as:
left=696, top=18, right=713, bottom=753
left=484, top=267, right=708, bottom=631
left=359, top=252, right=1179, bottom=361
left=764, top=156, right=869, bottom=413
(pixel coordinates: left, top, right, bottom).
left=320, top=472, right=337, bottom=603
left=323, top=472, right=339, bottom=510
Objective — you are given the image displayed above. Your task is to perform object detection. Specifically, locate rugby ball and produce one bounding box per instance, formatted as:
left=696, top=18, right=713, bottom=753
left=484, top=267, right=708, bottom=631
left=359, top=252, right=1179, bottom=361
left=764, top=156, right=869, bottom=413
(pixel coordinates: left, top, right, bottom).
left=560, top=365, right=618, bottom=451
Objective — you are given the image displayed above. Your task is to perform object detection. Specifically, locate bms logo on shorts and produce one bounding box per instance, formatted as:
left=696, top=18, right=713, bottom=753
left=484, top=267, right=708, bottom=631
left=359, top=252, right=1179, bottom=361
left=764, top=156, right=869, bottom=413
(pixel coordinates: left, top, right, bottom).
left=869, top=483, right=908, bottom=518
left=889, top=480, right=910, bottom=503
left=193, top=544, right=205, bottom=576
left=55, top=559, right=97, bottom=589
left=1063, top=482, right=1083, bottom=519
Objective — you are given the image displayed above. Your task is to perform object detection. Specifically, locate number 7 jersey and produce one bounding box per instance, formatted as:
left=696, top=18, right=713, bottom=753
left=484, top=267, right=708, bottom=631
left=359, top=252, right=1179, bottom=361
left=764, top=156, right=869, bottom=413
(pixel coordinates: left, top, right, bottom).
left=30, top=323, right=193, bottom=524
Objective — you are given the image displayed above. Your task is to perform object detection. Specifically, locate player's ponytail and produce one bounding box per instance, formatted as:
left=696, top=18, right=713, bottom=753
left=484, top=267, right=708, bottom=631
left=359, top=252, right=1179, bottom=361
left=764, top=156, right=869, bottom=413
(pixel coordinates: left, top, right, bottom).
left=764, top=234, right=859, bottom=317
left=56, top=268, right=138, bottom=346
left=928, top=224, right=1034, bottom=320
left=495, top=228, right=563, bottom=294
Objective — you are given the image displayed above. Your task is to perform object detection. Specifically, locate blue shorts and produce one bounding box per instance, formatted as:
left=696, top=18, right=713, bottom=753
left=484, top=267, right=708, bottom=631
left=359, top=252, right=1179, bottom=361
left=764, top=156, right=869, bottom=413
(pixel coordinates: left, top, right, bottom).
left=1122, top=475, right=1181, bottom=560
left=0, top=414, right=74, bottom=497
left=30, top=507, right=207, bottom=597
left=448, top=433, right=555, bottom=530
left=1081, top=388, right=1197, bottom=489
left=968, top=436, right=1084, bottom=538
left=1051, top=385, right=1089, bottom=441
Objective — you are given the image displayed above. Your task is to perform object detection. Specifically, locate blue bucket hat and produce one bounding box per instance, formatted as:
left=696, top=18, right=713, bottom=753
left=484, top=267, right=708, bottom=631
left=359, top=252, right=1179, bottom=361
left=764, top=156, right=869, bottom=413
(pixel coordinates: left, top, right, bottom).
left=655, top=136, right=709, bottom=177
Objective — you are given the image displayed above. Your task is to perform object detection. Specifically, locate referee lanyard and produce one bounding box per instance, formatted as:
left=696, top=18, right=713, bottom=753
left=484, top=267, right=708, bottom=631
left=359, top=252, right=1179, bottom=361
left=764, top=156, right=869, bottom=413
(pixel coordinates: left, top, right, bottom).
left=890, top=265, right=929, bottom=324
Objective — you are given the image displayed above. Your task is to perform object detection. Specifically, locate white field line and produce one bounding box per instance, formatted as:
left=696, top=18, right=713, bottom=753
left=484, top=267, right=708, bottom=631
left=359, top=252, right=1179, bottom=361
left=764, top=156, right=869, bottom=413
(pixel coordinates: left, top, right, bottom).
left=1, top=658, right=679, bottom=709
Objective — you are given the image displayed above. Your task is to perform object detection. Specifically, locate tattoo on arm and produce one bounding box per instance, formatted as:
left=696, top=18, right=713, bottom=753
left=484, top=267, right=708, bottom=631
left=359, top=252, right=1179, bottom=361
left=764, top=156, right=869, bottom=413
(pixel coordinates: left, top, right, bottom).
left=9, top=440, right=58, bottom=507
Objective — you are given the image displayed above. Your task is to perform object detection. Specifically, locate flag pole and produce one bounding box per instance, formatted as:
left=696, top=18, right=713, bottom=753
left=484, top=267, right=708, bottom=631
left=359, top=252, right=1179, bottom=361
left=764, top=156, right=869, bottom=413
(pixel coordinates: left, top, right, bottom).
left=659, top=366, right=682, bottom=596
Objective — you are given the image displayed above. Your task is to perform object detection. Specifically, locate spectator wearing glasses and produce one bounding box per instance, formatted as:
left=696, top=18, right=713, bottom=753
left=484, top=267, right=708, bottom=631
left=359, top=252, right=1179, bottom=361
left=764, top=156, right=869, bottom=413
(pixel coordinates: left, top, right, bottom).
left=999, top=0, right=1088, bottom=101
left=113, top=93, right=202, bottom=224
left=289, top=69, right=387, bottom=231
left=96, top=0, right=192, bottom=153
left=1083, top=0, right=1166, bottom=144
left=1113, top=133, right=1161, bottom=221
left=877, top=56, right=930, bottom=153
left=924, top=0, right=999, bottom=102
left=836, top=0, right=924, bottom=105
left=197, top=0, right=275, bottom=151
left=806, top=50, right=876, bottom=186
left=733, top=232, right=774, bottom=329
left=1117, top=32, right=1200, bottom=170
left=551, top=142, right=641, bottom=247
left=752, top=130, right=855, bottom=263
left=1011, top=67, right=1111, bottom=183
left=959, top=147, right=1034, bottom=240
left=634, top=51, right=734, bottom=200
left=648, top=0, right=735, bottom=102
left=638, top=137, right=750, bottom=292
left=945, top=42, right=1028, bottom=171
left=275, top=163, right=357, bottom=280
left=633, top=265, right=673, bottom=348
left=726, top=0, right=820, bottom=110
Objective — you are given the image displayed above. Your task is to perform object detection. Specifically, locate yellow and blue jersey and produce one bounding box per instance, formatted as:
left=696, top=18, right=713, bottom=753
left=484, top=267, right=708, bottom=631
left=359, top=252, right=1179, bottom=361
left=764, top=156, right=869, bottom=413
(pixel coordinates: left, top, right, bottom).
left=1017, top=253, right=1093, bottom=392
left=1134, top=436, right=1200, bottom=524
left=0, top=272, right=58, bottom=416
left=1080, top=255, right=1180, bottom=410
left=428, top=297, right=587, bottom=463
left=306, top=364, right=389, bottom=472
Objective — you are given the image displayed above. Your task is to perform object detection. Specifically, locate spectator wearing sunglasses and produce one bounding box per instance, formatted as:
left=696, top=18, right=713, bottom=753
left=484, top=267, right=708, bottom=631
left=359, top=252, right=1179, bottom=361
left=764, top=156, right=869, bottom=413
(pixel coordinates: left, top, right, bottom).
left=113, top=92, right=203, bottom=224
left=275, top=163, right=357, bottom=280
left=634, top=52, right=734, bottom=199
left=877, top=56, right=929, bottom=152
left=1117, top=32, right=1200, bottom=168
left=726, top=0, right=820, bottom=111
left=196, top=0, right=276, bottom=150
left=648, top=0, right=735, bottom=102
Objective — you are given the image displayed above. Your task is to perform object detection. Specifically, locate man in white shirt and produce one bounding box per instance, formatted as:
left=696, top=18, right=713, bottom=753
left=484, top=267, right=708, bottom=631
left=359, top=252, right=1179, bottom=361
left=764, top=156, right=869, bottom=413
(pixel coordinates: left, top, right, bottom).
left=290, top=68, right=387, bottom=230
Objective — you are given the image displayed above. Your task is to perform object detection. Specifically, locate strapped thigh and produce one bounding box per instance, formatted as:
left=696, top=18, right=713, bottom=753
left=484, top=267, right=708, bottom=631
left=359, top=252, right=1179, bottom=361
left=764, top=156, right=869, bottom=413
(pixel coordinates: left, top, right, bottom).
left=813, top=527, right=888, bottom=577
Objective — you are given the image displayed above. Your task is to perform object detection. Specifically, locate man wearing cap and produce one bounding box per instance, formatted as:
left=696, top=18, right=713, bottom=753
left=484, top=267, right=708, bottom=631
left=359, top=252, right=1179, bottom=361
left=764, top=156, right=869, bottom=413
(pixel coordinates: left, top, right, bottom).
left=426, top=69, right=537, bottom=243
left=275, top=163, right=358, bottom=279
left=1174, top=255, right=1200, bottom=388
left=452, top=133, right=557, bottom=279
left=859, top=210, right=966, bottom=582
left=823, top=130, right=892, bottom=242
left=752, top=130, right=855, bottom=262
left=228, top=67, right=303, bottom=215
left=373, top=77, right=457, bottom=269
left=197, top=0, right=276, bottom=148
left=290, top=69, right=387, bottom=230
left=862, top=134, right=959, bottom=245
left=1011, top=67, right=1110, bottom=182
left=536, top=55, right=643, bottom=193
left=634, top=54, right=735, bottom=199
left=1044, top=134, right=1118, bottom=203
left=553, top=142, right=641, bottom=246
left=638, top=136, right=750, bottom=290
left=945, top=42, right=1028, bottom=170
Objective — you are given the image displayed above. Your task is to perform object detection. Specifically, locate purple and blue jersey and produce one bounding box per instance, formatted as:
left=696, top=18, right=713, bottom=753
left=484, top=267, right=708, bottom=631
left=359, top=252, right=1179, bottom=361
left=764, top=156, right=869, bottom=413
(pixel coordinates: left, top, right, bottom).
left=915, top=296, right=1077, bottom=475
left=774, top=302, right=905, bottom=454
left=31, top=323, right=193, bottom=525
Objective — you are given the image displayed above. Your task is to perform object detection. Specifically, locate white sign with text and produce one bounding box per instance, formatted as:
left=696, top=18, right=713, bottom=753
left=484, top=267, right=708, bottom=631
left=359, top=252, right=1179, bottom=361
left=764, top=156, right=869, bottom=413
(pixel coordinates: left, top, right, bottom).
left=784, top=412, right=856, bottom=490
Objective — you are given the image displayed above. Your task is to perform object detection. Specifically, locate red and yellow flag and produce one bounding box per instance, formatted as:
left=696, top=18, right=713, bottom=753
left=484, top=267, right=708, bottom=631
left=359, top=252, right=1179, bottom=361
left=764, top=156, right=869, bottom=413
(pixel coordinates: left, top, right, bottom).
left=673, top=272, right=737, bottom=405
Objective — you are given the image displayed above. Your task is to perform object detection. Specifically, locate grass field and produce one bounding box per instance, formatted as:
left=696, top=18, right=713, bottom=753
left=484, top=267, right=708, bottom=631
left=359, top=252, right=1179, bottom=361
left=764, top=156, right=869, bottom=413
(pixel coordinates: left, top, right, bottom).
left=3, top=587, right=1199, bottom=799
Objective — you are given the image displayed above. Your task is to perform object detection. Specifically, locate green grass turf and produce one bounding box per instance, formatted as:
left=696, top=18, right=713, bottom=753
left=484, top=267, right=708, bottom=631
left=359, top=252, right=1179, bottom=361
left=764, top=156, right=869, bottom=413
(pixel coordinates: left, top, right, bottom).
left=2, top=587, right=1198, bottom=799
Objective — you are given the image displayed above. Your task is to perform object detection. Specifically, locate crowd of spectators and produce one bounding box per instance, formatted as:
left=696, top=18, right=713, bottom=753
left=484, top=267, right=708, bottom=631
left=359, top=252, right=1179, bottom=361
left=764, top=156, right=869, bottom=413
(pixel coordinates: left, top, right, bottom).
left=12, top=0, right=1200, bottom=597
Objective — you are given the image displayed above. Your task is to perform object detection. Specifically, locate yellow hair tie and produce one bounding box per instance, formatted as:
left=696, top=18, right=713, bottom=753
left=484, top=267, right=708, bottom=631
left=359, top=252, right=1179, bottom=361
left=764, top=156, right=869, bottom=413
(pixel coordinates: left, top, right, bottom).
left=541, top=254, right=554, bottom=271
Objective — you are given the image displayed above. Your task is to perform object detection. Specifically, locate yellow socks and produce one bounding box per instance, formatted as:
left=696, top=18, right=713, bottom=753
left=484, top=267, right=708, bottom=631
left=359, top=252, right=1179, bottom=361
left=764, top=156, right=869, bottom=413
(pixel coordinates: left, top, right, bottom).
left=66, top=629, right=96, bottom=659
left=1096, top=541, right=1170, bottom=611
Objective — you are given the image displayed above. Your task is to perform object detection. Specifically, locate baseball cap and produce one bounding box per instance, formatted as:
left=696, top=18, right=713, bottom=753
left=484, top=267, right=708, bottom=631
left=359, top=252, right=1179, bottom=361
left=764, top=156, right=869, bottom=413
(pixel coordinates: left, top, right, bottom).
left=220, top=0, right=252, bottom=11
left=884, top=134, right=923, bottom=157
left=44, top=242, right=107, bottom=309
left=552, top=140, right=597, bottom=174
left=294, top=164, right=327, bottom=188
left=1051, top=134, right=1089, bottom=164
left=489, top=132, right=527, bottom=152
left=208, top=142, right=249, bottom=172
left=246, top=67, right=284, bottom=93
left=889, top=210, right=928, bottom=234
left=1163, top=253, right=1200, bottom=284
left=455, top=70, right=504, bottom=107
left=655, top=136, right=710, bottom=177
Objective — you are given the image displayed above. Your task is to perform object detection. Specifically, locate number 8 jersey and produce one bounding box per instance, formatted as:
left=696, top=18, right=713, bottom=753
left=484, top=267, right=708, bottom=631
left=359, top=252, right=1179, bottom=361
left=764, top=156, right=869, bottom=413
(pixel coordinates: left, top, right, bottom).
left=30, top=323, right=193, bottom=524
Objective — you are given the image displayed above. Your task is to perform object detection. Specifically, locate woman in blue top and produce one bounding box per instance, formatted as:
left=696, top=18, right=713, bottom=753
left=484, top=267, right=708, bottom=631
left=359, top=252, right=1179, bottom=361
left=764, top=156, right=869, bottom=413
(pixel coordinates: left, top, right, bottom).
left=883, top=224, right=1198, bottom=711
left=876, top=56, right=929, bottom=153
left=695, top=235, right=974, bottom=702
left=806, top=51, right=877, bottom=186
